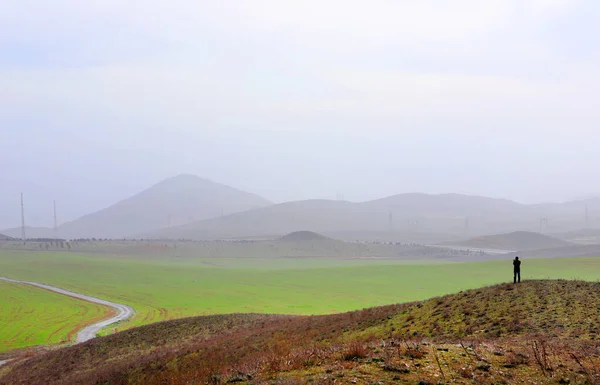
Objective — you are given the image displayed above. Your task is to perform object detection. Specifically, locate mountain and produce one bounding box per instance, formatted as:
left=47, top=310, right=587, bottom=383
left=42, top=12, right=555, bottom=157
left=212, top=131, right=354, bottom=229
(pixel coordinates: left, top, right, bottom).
left=142, top=199, right=380, bottom=239
left=21, top=175, right=271, bottom=239
left=143, top=193, right=542, bottom=240
left=365, top=192, right=525, bottom=217
left=449, top=231, right=572, bottom=251
left=4, top=281, right=600, bottom=385
left=1, top=226, right=55, bottom=240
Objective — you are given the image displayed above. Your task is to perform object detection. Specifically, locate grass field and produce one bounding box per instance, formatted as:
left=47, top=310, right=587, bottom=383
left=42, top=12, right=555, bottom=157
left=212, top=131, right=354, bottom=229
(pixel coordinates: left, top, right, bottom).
left=1, top=249, right=600, bottom=351
left=0, top=280, right=113, bottom=353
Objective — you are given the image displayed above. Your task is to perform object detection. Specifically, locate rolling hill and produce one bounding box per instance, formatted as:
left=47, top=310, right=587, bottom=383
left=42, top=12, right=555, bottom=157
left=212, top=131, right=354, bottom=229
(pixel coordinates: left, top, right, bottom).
left=449, top=231, right=572, bottom=251
left=3, top=175, right=271, bottom=240
left=278, top=230, right=332, bottom=242
left=0, top=226, right=56, bottom=240
left=143, top=193, right=541, bottom=240
left=552, top=228, right=600, bottom=244
left=3, top=280, right=599, bottom=385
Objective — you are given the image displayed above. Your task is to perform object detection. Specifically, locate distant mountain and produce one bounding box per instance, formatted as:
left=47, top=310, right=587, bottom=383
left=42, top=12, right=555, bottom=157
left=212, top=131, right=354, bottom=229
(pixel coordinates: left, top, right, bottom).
left=142, top=199, right=368, bottom=240
left=143, top=193, right=539, bottom=240
left=13, top=174, right=271, bottom=239
left=365, top=193, right=525, bottom=217
left=7, top=185, right=600, bottom=241
left=449, top=231, right=572, bottom=251
left=1, top=226, right=55, bottom=240
left=0, top=233, right=13, bottom=241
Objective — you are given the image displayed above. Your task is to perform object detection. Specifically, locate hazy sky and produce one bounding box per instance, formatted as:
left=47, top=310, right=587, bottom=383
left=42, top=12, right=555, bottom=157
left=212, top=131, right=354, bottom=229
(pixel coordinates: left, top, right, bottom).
left=2, top=0, right=600, bottom=228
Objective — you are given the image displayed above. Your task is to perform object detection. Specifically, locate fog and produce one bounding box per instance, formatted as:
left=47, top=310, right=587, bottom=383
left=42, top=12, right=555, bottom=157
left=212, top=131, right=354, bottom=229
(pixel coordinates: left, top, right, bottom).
left=2, top=1, right=600, bottom=228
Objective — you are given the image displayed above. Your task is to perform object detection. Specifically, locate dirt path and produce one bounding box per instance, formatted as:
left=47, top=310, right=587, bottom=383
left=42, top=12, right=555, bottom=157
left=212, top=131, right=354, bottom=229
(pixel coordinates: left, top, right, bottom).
left=0, top=276, right=134, bottom=344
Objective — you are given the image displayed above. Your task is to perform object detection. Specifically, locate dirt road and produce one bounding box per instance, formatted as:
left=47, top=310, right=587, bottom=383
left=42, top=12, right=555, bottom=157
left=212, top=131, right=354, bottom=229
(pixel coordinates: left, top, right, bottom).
left=0, top=276, right=134, bottom=344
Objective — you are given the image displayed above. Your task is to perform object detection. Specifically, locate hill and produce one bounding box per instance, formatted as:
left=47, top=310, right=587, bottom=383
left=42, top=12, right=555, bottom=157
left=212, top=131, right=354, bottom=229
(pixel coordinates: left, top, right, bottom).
left=0, top=233, right=12, bottom=241
left=449, top=231, right=572, bottom=251
left=0, top=226, right=55, bottom=240
left=3, top=280, right=600, bottom=384
left=144, top=193, right=540, bottom=240
left=142, top=199, right=370, bottom=240
left=278, top=231, right=331, bottom=242
left=41, top=174, right=271, bottom=239
left=365, top=192, right=525, bottom=217
left=552, top=228, right=600, bottom=244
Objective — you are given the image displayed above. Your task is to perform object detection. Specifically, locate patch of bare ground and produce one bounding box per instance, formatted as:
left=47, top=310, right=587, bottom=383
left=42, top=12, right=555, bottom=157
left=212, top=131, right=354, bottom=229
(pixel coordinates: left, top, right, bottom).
left=2, top=280, right=600, bottom=384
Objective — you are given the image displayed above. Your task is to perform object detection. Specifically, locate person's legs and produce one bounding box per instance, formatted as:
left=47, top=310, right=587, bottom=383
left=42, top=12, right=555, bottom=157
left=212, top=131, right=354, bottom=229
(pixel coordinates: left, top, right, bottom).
left=514, top=270, right=517, bottom=283
left=517, top=270, right=521, bottom=283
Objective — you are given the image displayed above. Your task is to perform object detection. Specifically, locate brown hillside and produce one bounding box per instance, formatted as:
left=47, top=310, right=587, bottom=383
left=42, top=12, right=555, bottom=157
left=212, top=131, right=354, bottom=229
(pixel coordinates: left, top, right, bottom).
left=2, top=281, right=600, bottom=385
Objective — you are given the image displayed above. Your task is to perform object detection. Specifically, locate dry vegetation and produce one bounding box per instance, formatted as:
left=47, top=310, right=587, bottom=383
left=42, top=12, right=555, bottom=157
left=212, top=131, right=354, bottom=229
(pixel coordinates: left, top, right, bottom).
left=3, top=280, right=600, bottom=384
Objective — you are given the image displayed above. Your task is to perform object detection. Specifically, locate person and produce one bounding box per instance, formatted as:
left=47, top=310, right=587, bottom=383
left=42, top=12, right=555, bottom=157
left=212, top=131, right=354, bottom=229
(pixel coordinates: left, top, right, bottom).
left=513, top=256, right=521, bottom=283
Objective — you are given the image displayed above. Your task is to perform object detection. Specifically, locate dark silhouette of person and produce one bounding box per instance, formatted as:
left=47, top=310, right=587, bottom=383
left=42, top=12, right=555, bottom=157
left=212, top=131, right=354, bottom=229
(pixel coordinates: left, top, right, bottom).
left=513, top=256, right=521, bottom=283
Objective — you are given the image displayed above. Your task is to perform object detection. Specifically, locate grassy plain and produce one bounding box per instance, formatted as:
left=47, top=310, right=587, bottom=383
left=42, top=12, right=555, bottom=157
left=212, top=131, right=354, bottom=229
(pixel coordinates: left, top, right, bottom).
left=0, top=280, right=112, bottom=353
left=1, top=249, right=600, bottom=336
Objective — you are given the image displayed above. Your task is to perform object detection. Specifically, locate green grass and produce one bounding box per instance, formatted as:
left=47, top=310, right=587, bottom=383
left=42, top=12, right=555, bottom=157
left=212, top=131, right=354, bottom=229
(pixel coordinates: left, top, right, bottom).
left=1, top=250, right=600, bottom=351
left=5, top=281, right=600, bottom=385
left=0, top=280, right=111, bottom=353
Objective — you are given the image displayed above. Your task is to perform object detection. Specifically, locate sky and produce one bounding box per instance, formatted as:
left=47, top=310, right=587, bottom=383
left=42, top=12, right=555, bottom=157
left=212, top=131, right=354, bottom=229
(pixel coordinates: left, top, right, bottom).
left=1, top=0, right=600, bottom=228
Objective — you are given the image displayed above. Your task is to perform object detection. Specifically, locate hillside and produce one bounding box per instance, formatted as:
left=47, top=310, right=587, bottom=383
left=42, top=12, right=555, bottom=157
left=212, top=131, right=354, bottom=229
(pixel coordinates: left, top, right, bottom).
left=450, top=231, right=572, bottom=251
left=3, top=280, right=600, bottom=384
left=0, top=233, right=12, bottom=241
left=278, top=231, right=332, bottom=242
left=144, top=193, right=541, bottom=240
left=365, top=192, right=525, bottom=217
left=142, top=199, right=373, bottom=240
left=553, top=228, right=600, bottom=244
left=0, top=226, right=55, bottom=240
left=48, top=174, right=270, bottom=239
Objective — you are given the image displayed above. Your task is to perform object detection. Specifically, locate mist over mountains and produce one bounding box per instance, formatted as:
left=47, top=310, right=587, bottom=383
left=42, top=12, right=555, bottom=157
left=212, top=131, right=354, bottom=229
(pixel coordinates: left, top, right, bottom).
left=2, top=174, right=599, bottom=241
left=3, top=175, right=271, bottom=239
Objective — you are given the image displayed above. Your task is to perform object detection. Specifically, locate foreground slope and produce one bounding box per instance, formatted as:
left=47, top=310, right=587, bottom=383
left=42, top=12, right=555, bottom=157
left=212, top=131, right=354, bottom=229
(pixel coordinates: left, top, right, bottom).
left=3, top=280, right=600, bottom=385
left=55, top=174, right=271, bottom=239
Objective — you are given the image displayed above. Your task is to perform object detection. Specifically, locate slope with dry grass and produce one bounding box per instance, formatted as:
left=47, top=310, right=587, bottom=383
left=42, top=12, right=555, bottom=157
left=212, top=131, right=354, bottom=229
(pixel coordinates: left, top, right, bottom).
left=2, top=280, right=600, bottom=385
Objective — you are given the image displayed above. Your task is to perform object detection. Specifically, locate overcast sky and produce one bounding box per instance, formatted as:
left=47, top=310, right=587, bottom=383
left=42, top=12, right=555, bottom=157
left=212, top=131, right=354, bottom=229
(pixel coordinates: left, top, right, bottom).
left=1, top=0, right=600, bottom=228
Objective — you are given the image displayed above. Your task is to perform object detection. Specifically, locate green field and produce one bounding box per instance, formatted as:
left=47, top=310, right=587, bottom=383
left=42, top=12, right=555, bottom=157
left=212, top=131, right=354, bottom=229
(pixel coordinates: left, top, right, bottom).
left=0, top=280, right=112, bottom=353
left=1, top=250, right=600, bottom=351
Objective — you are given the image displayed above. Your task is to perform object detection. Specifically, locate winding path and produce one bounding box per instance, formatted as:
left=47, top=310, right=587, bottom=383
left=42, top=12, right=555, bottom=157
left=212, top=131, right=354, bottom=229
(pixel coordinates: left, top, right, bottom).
left=0, top=276, right=134, bottom=344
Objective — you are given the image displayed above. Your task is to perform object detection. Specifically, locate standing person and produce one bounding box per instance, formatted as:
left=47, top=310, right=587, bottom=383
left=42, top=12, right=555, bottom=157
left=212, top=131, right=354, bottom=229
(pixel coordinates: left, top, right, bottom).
left=513, top=256, right=521, bottom=283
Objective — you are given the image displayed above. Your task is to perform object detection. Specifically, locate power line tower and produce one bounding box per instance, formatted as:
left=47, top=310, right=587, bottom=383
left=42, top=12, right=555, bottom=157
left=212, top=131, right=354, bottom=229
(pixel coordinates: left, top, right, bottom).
left=20, top=193, right=26, bottom=244
left=53, top=200, right=58, bottom=237
left=539, top=217, right=549, bottom=231
left=408, top=218, right=419, bottom=231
